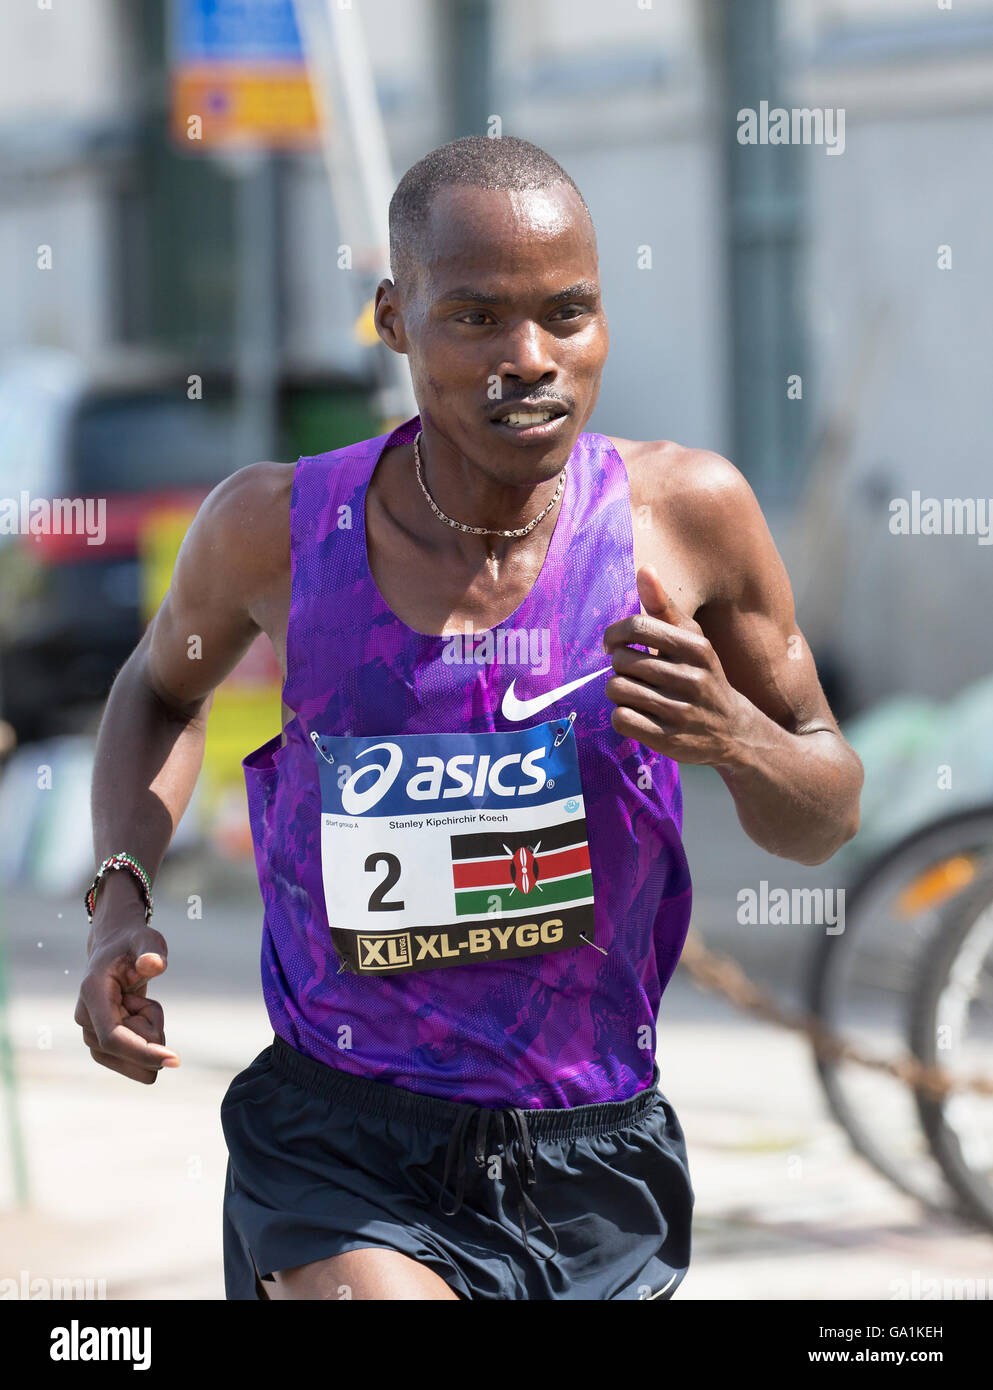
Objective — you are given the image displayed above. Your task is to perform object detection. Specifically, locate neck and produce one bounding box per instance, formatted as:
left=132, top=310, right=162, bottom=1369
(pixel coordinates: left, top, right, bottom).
left=412, top=429, right=567, bottom=560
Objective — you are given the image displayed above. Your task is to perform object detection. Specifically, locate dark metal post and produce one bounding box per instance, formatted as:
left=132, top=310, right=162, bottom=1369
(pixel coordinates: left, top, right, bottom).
left=442, top=0, right=495, bottom=136
left=714, top=0, right=806, bottom=500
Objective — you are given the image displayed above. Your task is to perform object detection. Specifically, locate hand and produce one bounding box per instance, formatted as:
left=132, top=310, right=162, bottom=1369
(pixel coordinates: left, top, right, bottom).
left=75, top=918, right=179, bottom=1084
left=602, top=564, right=751, bottom=767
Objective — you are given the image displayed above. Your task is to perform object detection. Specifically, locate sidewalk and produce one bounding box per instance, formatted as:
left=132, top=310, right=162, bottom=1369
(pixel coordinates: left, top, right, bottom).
left=2, top=955, right=990, bottom=1299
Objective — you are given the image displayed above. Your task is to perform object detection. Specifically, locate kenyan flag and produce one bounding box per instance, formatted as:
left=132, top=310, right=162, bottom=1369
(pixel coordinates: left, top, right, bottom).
left=450, top=820, right=595, bottom=918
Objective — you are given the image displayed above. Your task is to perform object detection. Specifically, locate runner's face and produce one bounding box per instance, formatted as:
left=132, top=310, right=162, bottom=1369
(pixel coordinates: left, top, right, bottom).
left=385, top=183, right=608, bottom=484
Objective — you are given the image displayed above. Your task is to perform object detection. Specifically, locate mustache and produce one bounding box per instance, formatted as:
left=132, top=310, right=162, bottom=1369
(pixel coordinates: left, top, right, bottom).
left=488, top=392, right=572, bottom=419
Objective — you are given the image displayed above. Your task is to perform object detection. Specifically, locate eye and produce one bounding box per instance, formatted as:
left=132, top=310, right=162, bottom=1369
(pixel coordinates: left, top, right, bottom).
left=552, top=305, right=587, bottom=321
left=456, top=311, right=494, bottom=326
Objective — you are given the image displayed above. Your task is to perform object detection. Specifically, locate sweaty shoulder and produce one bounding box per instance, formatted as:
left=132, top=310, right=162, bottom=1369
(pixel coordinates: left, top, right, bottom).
left=210, top=455, right=291, bottom=548
left=140, top=460, right=295, bottom=716
left=180, top=459, right=294, bottom=621
left=606, top=435, right=775, bottom=605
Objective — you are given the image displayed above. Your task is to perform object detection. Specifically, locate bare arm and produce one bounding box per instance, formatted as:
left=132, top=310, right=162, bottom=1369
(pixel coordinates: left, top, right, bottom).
left=76, top=462, right=291, bottom=1081
left=604, top=449, right=862, bottom=866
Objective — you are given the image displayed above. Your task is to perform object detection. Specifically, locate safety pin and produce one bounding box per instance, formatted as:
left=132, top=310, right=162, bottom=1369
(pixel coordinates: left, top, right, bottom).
left=552, top=711, right=577, bottom=747
left=579, top=933, right=609, bottom=956
left=310, top=730, right=335, bottom=765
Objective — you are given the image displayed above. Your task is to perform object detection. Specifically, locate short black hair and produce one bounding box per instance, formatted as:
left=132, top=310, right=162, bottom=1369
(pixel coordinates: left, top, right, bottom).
left=388, top=134, right=593, bottom=293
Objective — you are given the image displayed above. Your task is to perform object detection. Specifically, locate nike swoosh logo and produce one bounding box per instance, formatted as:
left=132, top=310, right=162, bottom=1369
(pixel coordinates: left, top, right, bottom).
left=501, top=664, right=614, bottom=721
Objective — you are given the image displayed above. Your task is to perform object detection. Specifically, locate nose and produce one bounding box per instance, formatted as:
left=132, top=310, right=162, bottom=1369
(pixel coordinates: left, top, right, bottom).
left=496, top=319, right=558, bottom=384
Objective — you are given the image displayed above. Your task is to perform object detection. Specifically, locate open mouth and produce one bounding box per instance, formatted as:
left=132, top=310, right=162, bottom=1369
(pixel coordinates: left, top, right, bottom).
left=490, top=407, right=570, bottom=438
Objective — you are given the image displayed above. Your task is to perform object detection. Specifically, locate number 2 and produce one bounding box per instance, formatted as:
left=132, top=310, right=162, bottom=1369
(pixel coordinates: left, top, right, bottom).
left=365, top=852, right=405, bottom=911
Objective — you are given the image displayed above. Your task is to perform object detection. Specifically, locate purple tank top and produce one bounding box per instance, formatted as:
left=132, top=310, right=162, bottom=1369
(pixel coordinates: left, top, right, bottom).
left=242, top=413, right=692, bottom=1108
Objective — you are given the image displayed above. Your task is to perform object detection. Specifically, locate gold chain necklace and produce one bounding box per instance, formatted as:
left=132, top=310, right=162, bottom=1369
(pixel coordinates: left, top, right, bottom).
left=413, top=430, right=567, bottom=540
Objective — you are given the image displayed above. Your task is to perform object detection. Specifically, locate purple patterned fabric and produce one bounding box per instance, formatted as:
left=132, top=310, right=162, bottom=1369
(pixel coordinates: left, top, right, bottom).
left=242, top=413, right=692, bottom=1108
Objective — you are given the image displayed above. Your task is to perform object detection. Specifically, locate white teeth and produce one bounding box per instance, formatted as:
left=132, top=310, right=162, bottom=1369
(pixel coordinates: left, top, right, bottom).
left=500, top=411, right=556, bottom=427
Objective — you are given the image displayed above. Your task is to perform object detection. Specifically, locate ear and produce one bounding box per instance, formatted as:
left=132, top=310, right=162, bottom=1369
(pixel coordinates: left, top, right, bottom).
left=373, top=279, right=407, bottom=353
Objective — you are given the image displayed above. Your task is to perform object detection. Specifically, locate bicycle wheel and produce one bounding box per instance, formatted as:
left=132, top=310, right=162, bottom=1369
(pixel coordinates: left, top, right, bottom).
left=910, top=860, right=993, bottom=1232
left=807, top=804, right=993, bottom=1210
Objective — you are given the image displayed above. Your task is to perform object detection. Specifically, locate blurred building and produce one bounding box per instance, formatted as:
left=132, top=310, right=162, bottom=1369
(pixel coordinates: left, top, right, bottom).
left=1, top=0, right=992, bottom=714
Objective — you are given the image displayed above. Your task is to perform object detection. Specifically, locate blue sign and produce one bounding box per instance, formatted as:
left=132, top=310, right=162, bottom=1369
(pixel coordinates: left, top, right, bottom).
left=171, top=0, right=305, bottom=64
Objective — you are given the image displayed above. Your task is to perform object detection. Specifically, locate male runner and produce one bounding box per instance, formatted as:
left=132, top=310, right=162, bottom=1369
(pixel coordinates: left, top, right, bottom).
left=76, top=135, right=863, bottom=1301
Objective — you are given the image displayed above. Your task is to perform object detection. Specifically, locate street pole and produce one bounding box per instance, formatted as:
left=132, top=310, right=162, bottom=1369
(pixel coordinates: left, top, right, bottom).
left=292, top=0, right=416, bottom=425
left=231, top=150, right=281, bottom=467
left=0, top=883, right=29, bottom=1208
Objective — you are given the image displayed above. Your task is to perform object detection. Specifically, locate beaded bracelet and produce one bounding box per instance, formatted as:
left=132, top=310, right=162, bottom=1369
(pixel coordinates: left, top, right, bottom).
left=85, top=853, right=154, bottom=926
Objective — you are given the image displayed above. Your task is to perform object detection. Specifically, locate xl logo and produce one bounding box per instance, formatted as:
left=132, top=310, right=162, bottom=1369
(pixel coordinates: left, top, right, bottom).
left=339, top=743, right=548, bottom=815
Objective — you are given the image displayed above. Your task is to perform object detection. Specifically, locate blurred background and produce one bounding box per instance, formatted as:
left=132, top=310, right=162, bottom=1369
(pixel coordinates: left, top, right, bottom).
left=1, top=0, right=992, bottom=1300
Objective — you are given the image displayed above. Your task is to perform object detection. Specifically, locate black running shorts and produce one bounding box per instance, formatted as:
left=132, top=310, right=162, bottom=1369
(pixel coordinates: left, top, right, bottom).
left=221, top=1035, right=694, bottom=1300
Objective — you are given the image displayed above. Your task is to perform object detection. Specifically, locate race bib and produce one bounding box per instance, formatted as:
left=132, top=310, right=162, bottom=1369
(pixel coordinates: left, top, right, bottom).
left=310, top=718, right=596, bottom=976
